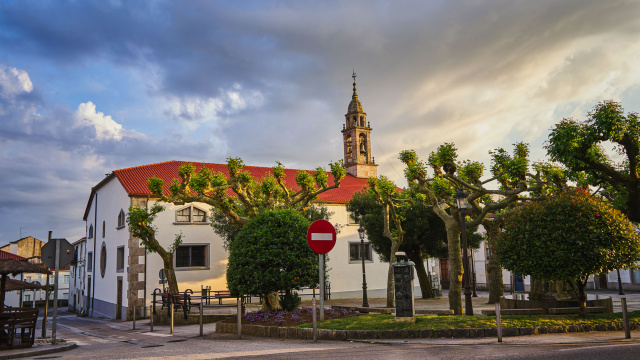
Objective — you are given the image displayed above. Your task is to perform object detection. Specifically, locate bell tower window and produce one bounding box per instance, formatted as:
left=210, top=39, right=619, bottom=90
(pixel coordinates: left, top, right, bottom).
left=359, top=133, right=367, bottom=156
left=346, top=135, right=352, bottom=157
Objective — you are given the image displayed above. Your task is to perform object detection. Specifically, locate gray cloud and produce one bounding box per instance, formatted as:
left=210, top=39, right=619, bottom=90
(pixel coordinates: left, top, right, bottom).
left=1, top=0, right=640, bottom=244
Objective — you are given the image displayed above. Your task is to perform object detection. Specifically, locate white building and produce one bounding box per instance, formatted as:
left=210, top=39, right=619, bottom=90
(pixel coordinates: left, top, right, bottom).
left=68, top=237, right=87, bottom=313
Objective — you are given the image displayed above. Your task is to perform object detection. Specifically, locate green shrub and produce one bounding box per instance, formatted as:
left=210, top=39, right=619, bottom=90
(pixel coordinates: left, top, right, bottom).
left=280, top=291, right=301, bottom=311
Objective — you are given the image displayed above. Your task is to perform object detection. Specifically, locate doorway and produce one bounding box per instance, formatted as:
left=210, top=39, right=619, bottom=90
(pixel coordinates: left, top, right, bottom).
left=86, top=276, right=92, bottom=313
left=514, top=272, right=525, bottom=292
left=439, top=259, right=450, bottom=289
left=116, top=277, right=122, bottom=320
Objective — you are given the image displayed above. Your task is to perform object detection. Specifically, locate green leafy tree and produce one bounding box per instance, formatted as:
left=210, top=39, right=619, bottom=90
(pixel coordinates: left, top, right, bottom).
left=347, top=189, right=482, bottom=299
left=226, top=209, right=318, bottom=311
left=496, top=189, right=640, bottom=316
left=399, top=143, right=546, bottom=314
left=546, top=100, right=640, bottom=222
left=130, top=157, right=345, bottom=296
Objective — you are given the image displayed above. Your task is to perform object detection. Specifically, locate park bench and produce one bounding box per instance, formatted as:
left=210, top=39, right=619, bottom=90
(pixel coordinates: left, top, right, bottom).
left=0, top=308, right=38, bottom=350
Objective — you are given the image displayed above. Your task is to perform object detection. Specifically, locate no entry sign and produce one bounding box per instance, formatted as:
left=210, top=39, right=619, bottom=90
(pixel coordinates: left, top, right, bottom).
left=306, top=219, right=336, bottom=254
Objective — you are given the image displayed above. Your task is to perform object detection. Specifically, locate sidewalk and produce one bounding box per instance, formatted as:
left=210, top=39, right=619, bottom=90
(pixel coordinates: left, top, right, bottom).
left=3, top=289, right=638, bottom=358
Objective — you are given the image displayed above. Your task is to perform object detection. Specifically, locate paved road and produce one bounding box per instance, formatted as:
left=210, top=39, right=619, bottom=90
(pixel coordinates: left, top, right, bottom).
left=29, top=308, right=640, bottom=360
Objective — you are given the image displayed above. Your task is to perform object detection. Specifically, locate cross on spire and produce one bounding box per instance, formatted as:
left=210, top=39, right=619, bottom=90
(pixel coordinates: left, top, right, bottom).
left=352, top=70, right=357, bottom=83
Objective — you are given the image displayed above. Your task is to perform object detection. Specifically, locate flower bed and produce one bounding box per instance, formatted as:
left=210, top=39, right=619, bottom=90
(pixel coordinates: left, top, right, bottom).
left=222, top=307, right=360, bottom=327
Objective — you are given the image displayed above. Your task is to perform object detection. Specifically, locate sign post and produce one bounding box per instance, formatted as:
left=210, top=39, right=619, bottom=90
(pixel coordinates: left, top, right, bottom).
left=41, top=236, right=73, bottom=345
left=306, top=220, right=336, bottom=323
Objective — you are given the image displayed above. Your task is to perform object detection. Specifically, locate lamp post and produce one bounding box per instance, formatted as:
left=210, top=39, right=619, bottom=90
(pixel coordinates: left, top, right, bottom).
left=455, top=189, right=474, bottom=316
left=358, top=224, right=369, bottom=308
left=617, top=269, right=625, bottom=295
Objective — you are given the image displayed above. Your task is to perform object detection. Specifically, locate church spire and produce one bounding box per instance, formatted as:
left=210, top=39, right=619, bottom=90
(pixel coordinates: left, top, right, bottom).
left=341, top=71, right=377, bottom=178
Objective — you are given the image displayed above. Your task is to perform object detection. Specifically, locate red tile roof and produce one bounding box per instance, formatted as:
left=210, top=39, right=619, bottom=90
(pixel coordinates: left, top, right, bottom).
left=112, top=160, right=370, bottom=204
left=0, top=250, right=27, bottom=260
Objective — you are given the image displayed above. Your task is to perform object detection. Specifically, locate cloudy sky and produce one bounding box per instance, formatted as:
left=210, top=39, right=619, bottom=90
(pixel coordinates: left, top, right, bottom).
left=1, top=0, right=639, bottom=246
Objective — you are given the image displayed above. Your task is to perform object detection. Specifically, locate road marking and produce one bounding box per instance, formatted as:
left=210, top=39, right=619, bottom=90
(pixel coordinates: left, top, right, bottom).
left=311, top=233, right=333, bottom=241
left=560, top=343, right=640, bottom=351
left=129, top=347, right=346, bottom=360
left=139, top=332, right=173, bottom=337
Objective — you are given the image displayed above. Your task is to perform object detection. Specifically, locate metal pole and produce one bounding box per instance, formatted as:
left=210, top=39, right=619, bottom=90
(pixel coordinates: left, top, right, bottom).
left=312, top=296, right=317, bottom=342
left=360, top=237, right=369, bottom=307
left=52, top=238, right=60, bottom=344
left=617, top=269, right=625, bottom=295
left=237, top=297, right=241, bottom=339
left=319, top=254, right=325, bottom=321
left=459, top=209, right=473, bottom=316
left=41, top=231, right=52, bottom=339
left=133, top=306, right=136, bottom=330
left=622, top=298, right=630, bottom=339
left=150, top=305, right=153, bottom=332
left=495, top=302, right=502, bottom=343
left=170, top=303, right=174, bottom=334
left=199, top=301, right=203, bottom=337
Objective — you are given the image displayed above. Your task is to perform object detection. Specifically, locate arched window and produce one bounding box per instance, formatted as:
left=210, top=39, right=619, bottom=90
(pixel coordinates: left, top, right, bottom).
left=360, top=116, right=364, bottom=127
left=346, top=135, right=352, bottom=157
left=88, top=224, right=94, bottom=239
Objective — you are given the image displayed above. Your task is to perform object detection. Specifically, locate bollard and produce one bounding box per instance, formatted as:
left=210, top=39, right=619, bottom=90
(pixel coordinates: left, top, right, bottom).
left=495, top=302, right=502, bottom=343
left=150, top=305, right=154, bottom=332
left=237, top=297, right=242, bottom=339
left=312, top=297, right=317, bottom=342
left=133, top=306, right=136, bottom=330
left=622, top=298, right=630, bottom=339
left=199, top=302, right=204, bottom=337
left=170, top=303, right=174, bottom=334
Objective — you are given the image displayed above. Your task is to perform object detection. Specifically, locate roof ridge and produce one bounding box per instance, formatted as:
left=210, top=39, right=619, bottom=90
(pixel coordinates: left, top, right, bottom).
left=113, top=160, right=183, bottom=173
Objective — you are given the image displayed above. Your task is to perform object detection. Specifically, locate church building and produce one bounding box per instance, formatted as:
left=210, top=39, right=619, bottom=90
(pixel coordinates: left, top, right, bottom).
left=78, top=74, right=430, bottom=320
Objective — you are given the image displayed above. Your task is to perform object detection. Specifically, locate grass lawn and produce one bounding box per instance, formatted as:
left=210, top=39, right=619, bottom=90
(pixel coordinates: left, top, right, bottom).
left=298, top=311, right=640, bottom=330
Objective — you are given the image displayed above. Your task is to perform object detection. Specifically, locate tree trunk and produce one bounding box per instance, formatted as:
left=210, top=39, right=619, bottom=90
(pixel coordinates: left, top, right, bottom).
left=445, top=220, right=463, bottom=315
left=162, top=255, right=179, bottom=295
left=570, top=279, right=588, bottom=317
left=485, top=222, right=503, bottom=304
left=262, top=292, right=279, bottom=311
left=408, top=250, right=433, bottom=298
left=386, top=242, right=402, bottom=308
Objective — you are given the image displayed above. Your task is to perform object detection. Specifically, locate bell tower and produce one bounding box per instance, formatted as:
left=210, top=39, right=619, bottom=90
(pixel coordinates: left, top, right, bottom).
left=342, top=71, right=377, bottom=178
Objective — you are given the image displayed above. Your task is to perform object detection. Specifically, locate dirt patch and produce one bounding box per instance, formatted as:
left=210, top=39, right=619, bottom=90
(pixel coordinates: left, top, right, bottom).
left=221, top=306, right=360, bottom=327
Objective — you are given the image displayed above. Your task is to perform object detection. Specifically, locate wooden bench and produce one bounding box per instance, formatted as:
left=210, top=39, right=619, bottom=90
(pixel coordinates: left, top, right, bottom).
left=213, top=290, right=232, bottom=305
left=0, top=308, right=38, bottom=350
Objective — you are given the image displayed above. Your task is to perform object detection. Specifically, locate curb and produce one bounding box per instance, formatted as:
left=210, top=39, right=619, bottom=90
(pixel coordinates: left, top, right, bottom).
left=215, top=321, right=640, bottom=341
left=0, top=342, right=77, bottom=360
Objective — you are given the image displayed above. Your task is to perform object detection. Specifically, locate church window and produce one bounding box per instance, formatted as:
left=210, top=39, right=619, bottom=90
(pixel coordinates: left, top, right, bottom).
left=99, top=242, right=107, bottom=278
left=346, top=135, right=352, bottom=156
left=175, top=206, right=208, bottom=224
left=102, top=221, right=105, bottom=238
left=360, top=116, right=364, bottom=127
left=88, top=224, right=94, bottom=239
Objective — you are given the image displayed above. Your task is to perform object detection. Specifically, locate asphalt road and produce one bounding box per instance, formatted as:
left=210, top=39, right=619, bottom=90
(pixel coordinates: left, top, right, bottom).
left=30, top=309, right=640, bottom=360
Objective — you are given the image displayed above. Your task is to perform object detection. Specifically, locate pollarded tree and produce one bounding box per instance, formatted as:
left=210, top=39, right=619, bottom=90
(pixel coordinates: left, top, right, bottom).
left=367, top=176, right=411, bottom=307
left=227, top=209, right=317, bottom=311
left=399, top=143, right=546, bottom=314
left=496, top=189, right=640, bottom=316
left=546, top=100, right=640, bottom=222
left=129, top=157, right=345, bottom=296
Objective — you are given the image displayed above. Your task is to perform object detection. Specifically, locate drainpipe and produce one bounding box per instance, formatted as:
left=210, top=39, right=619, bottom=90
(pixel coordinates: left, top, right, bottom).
left=92, top=192, right=98, bottom=317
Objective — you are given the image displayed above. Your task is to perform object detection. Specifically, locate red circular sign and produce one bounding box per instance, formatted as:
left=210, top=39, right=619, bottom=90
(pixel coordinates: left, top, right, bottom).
left=306, top=219, right=337, bottom=254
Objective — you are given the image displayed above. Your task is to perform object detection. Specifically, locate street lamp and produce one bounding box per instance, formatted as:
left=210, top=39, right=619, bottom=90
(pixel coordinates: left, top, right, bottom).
left=454, top=189, right=474, bottom=316
left=358, top=224, right=369, bottom=308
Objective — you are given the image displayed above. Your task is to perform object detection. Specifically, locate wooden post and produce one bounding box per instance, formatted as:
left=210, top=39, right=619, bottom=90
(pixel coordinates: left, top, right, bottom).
left=496, top=302, right=502, bottom=343
left=199, top=301, right=203, bottom=337
left=170, top=303, right=174, bottom=334
left=312, top=296, right=317, bottom=342
left=237, top=297, right=242, bottom=339
left=622, top=298, right=630, bottom=339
